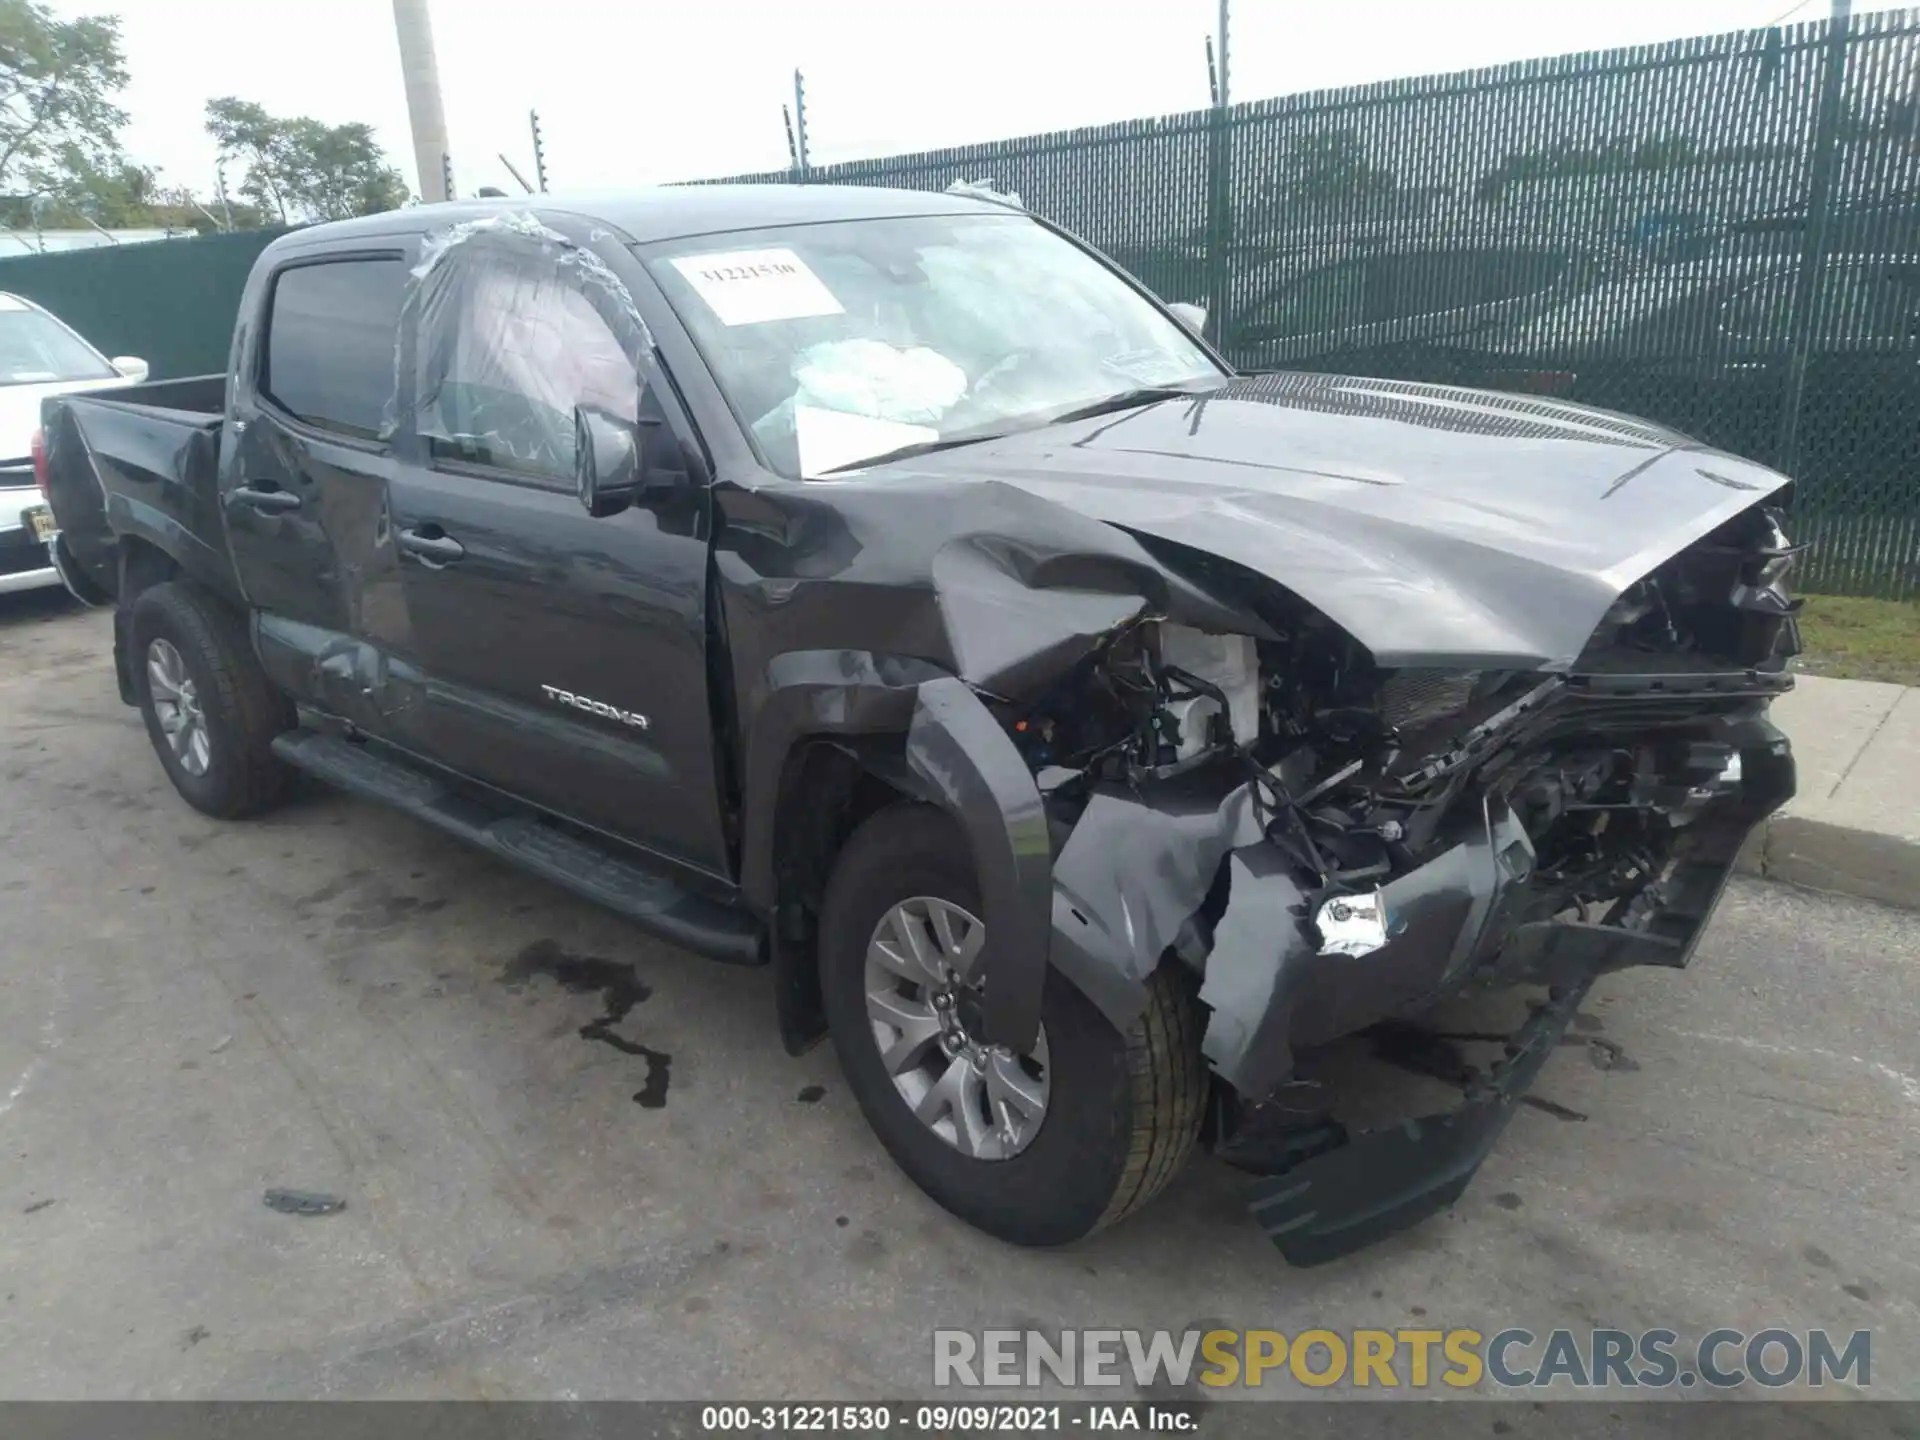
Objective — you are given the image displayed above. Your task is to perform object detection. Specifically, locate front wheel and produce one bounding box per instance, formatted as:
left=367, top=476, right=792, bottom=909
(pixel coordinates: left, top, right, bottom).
left=820, top=803, right=1207, bottom=1246
left=128, top=582, right=293, bottom=819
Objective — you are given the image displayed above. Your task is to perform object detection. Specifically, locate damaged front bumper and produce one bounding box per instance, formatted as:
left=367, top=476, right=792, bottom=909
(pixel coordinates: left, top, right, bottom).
left=1043, top=707, right=1795, bottom=1265
left=883, top=664, right=1791, bottom=1264
left=1246, top=965, right=1597, bottom=1266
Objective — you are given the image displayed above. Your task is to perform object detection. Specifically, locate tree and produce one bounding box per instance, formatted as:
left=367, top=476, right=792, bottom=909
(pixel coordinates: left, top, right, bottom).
left=203, top=98, right=288, bottom=222
left=205, top=96, right=408, bottom=224
left=286, top=116, right=409, bottom=219
left=37, top=148, right=154, bottom=222
left=0, top=0, right=128, bottom=198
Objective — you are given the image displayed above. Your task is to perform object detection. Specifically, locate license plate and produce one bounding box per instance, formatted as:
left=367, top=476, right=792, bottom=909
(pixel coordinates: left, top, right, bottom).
left=24, top=505, right=53, bottom=542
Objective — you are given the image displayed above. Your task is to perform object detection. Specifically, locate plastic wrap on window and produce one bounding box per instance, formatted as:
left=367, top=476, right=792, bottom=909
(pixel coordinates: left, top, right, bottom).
left=386, top=210, right=653, bottom=475
left=945, top=178, right=1023, bottom=209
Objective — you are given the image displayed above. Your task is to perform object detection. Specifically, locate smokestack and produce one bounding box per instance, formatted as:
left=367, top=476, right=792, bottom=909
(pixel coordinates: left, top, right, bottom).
left=392, top=0, right=451, bottom=203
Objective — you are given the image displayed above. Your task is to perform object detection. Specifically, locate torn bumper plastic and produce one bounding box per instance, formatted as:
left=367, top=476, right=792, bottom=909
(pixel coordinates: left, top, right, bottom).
left=1044, top=715, right=1794, bottom=1264
left=1248, top=968, right=1596, bottom=1266
left=1054, top=716, right=1792, bottom=1091
left=1046, top=768, right=1551, bottom=1100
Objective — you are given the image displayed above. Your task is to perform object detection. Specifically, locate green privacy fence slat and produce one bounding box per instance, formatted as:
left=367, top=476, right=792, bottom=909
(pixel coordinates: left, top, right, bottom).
left=0, top=227, right=288, bottom=381
left=701, top=10, right=1920, bottom=599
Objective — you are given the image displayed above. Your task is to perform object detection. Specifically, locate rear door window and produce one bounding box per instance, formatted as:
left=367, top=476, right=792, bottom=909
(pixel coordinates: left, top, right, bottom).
left=1720, top=269, right=1793, bottom=345
left=1271, top=249, right=1571, bottom=334
left=1809, top=261, right=1920, bottom=347
left=261, top=257, right=409, bottom=440
left=1721, top=261, right=1920, bottom=350
left=1369, top=250, right=1569, bottom=320
left=1271, top=257, right=1370, bottom=334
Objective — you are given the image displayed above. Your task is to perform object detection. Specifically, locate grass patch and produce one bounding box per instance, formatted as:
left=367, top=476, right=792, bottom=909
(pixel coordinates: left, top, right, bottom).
left=1792, top=594, right=1920, bottom=686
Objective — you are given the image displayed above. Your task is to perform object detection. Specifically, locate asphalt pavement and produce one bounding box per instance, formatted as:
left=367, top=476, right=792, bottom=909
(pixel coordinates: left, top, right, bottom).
left=1, top=591, right=1915, bottom=1420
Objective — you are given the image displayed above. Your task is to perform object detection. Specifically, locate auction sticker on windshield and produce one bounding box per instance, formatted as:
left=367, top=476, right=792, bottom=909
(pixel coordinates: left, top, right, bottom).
left=670, top=248, right=844, bottom=326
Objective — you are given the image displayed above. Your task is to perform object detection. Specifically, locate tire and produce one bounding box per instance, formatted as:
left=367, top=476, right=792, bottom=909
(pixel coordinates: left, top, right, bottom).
left=128, top=581, right=293, bottom=819
left=820, top=803, right=1206, bottom=1246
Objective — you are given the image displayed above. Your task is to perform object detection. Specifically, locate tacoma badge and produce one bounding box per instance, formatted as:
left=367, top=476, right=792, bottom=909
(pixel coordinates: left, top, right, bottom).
left=540, top=684, right=650, bottom=730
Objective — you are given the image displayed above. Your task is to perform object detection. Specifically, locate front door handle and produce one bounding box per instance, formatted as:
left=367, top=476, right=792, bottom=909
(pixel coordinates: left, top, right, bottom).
left=397, top=526, right=466, bottom=566
left=230, top=484, right=302, bottom=514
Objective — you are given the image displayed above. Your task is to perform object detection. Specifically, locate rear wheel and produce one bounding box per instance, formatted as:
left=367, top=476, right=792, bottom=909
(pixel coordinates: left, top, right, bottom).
left=128, top=582, right=292, bottom=819
left=820, top=803, right=1207, bottom=1246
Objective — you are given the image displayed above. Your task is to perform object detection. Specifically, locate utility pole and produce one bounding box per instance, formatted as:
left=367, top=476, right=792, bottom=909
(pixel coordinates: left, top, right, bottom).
left=792, top=70, right=811, bottom=174
left=529, top=110, right=549, bottom=192
left=1216, top=0, right=1231, bottom=110
left=214, top=158, right=234, bottom=232
left=1204, top=0, right=1233, bottom=348
left=392, top=0, right=452, bottom=203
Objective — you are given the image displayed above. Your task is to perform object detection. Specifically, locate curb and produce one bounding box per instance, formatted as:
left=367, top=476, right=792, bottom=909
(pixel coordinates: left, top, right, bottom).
left=1736, top=813, right=1920, bottom=911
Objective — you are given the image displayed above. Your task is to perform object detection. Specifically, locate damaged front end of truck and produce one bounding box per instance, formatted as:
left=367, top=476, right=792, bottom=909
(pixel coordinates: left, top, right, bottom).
left=1025, top=511, right=1799, bottom=1262
left=726, top=407, right=1801, bottom=1261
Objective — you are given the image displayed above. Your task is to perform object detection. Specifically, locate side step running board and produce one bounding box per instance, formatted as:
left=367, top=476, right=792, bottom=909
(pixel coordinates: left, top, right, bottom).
left=272, top=729, right=764, bottom=966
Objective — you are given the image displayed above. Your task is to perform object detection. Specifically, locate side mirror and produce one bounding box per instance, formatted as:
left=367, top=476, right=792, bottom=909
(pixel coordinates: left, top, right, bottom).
left=111, top=356, right=149, bottom=382
left=1167, top=302, right=1207, bottom=337
left=574, top=405, right=643, bottom=519
left=575, top=389, right=689, bottom=519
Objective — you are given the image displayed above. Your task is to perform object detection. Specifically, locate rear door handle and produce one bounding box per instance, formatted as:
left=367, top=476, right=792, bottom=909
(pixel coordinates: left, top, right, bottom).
left=230, top=484, right=302, bottom=513
left=397, top=527, right=466, bottom=566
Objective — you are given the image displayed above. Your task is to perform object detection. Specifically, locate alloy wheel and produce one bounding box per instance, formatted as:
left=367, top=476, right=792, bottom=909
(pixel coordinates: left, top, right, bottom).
left=147, top=637, right=211, bottom=777
left=863, top=895, right=1051, bottom=1160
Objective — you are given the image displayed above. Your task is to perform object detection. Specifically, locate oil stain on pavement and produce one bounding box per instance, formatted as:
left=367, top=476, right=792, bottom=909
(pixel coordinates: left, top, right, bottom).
left=501, top=939, right=672, bottom=1108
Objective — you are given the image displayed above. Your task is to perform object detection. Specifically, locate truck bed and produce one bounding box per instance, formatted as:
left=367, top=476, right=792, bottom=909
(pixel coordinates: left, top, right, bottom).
left=41, top=374, right=230, bottom=603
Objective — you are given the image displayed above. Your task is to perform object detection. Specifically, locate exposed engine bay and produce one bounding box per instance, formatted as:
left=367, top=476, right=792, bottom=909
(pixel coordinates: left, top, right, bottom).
left=984, top=500, right=1800, bottom=1259
left=1012, top=503, right=1795, bottom=948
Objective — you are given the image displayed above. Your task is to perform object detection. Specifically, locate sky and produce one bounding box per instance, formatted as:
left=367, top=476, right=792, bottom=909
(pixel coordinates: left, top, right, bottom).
left=45, top=0, right=1913, bottom=203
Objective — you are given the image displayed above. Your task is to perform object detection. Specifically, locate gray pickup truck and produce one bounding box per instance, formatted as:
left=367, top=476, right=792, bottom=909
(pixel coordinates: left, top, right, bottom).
left=41, top=187, right=1800, bottom=1263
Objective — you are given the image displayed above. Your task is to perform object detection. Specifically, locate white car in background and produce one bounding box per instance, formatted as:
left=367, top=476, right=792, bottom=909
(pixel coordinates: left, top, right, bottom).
left=0, top=292, right=147, bottom=595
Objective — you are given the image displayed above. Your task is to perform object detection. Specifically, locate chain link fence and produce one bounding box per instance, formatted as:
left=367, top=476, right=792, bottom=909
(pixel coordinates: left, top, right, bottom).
left=705, top=11, right=1920, bottom=599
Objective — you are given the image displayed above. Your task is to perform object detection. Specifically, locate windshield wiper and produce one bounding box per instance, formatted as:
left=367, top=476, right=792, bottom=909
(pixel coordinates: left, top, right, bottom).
left=1047, top=385, right=1209, bottom=426
left=818, top=430, right=1009, bottom=474
left=814, top=383, right=1215, bottom=474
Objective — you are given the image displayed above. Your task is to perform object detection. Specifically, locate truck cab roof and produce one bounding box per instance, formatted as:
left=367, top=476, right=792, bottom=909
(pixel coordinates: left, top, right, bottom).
left=264, top=184, right=1013, bottom=256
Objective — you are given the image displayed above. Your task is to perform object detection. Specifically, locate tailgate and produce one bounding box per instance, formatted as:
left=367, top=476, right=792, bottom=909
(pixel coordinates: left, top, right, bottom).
left=42, top=390, right=224, bottom=598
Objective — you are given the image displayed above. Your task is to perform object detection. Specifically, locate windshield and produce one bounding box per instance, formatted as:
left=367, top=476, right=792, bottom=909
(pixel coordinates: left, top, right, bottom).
left=640, top=212, right=1223, bottom=478
left=0, top=301, right=114, bottom=385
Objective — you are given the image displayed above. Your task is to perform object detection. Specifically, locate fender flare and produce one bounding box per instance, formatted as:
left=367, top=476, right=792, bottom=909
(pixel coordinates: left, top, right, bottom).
left=901, top=676, right=1052, bottom=1053
left=110, top=497, right=244, bottom=608
left=738, top=652, right=1053, bottom=1055
left=738, top=649, right=944, bottom=914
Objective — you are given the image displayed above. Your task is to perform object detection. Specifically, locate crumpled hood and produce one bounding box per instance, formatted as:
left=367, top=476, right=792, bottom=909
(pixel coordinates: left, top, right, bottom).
left=897, top=371, right=1792, bottom=668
